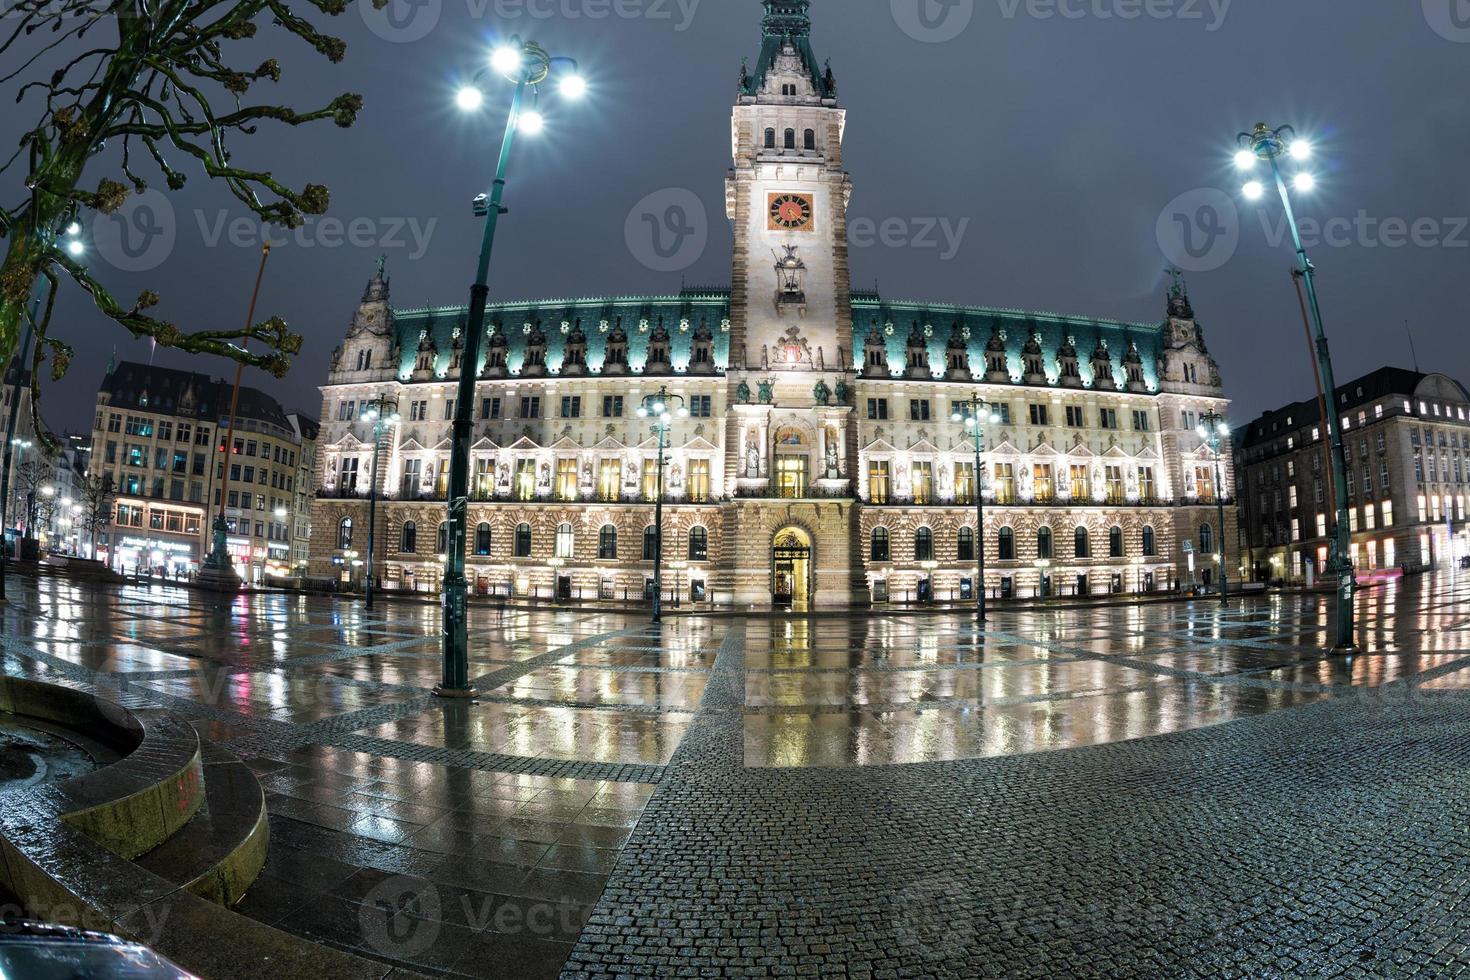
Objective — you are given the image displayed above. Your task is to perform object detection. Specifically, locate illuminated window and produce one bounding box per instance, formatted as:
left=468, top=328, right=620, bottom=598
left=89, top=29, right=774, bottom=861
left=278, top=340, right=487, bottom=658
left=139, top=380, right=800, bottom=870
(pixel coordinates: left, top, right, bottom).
left=868, top=461, right=890, bottom=504
left=912, top=462, right=933, bottom=504
left=515, top=460, right=536, bottom=501
left=776, top=456, right=807, bottom=499
left=1033, top=464, right=1054, bottom=503
left=556, top=459, right=579, bottom=501
left=598, top=460, right=621, bottom=502
left=993, top=463, right=1015, bottom=504
left=1069, top=464, right=1089, bottom=501
left=954, top=462, right=975, bottom=505
left=688, top=460, right=710, bottom=503
left=555, top=523, right=574, bottom=559
left=643, top=459, right=660, bottom=502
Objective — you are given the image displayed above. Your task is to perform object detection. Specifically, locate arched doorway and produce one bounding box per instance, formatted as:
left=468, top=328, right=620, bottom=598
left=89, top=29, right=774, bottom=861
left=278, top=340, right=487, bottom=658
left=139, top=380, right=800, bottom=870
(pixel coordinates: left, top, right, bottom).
left=772, top=527, right=812, bottom=610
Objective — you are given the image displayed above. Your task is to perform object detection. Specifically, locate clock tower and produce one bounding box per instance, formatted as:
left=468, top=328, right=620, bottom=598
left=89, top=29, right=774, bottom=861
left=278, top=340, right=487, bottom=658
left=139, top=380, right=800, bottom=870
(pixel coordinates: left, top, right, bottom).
left=727, top=0, right=852, bottom=373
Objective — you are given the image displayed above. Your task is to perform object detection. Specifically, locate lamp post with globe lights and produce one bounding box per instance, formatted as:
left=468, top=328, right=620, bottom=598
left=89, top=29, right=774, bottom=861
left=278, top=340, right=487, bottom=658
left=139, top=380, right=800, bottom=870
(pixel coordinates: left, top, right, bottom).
left=359, top=398, right=399, bottom=612
left=638, top=387, right=688, bottom=625
left=1196, top=410, right=1231, bottom=606
left=1234, top=122, right=1357, bottom=652
left=951, top=394, right=1001, bottom=623
left=438, top=39, right=588, bottom=698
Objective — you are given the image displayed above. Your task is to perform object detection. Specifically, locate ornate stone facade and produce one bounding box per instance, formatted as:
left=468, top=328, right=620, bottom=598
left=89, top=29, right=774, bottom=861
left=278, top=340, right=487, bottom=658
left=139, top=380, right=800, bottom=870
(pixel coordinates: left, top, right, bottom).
left=308, top=1, right=1236, bottom=607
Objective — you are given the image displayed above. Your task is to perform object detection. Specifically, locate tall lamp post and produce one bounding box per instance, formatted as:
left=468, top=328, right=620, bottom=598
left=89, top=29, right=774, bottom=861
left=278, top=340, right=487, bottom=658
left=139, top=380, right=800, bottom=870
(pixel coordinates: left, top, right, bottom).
left=637, top=387, right=688, bottom=625
left=951, top=394, right=1000, bottom=622
left=1234, top=122, right=1357, bottom=652
left=1196, top=410, right=1231, bottom=606
left=438, top=39, right=587, bottom=698
left=359, top=398, right=399, bottom=611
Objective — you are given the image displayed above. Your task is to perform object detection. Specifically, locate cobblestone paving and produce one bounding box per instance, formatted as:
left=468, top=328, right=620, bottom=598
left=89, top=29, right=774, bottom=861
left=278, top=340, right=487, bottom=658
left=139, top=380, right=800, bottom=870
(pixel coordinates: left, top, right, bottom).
left=2, top=572, right=1468, bottom=976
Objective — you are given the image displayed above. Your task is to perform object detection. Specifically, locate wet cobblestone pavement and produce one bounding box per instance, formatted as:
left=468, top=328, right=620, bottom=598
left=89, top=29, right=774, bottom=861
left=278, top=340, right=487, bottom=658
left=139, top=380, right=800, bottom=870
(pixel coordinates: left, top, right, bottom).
left=1, top=572, right=1468, bottom=976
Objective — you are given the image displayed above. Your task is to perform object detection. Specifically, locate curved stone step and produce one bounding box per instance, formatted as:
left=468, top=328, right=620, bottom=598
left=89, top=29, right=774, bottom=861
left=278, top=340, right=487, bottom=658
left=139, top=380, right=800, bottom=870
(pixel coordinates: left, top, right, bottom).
left=134, top=742, right=269, bottom=907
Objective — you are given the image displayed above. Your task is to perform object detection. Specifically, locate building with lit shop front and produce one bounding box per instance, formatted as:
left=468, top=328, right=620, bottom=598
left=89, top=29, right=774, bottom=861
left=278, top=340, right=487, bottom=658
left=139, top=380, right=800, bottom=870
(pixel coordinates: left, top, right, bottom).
left=309, top=0, right=1237, bottom=608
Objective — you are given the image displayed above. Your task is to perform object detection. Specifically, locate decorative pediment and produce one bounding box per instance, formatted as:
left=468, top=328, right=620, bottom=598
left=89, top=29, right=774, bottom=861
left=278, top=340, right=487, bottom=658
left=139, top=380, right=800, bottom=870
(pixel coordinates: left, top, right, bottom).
left=1102, top=444, right=1132, bottom=459
left=430, top=437, right=453, bottom=453
left=508, top=436, right=541, bottom=451
left=1137, top=446, right=1161, bottom=460
left=1031, top=442, right=1060, bottom=457
left=398, top=438, right=427, bottom=453
left=592, top=436, right=627, bottom=452
left=1068, top=443, right=1096, bottom=458
left=550, top=436, right=580, bottom=451
left=681, top=435, right=721, bottom=453
left=862, top=438, right=897, bottom=454
left=907, top=438, right=941, bottom=455
left=470, top=437, right=500, bottom=453
left=330, top=433, right=365, bottom=451
left=988, top=439, right=1020, bottom=455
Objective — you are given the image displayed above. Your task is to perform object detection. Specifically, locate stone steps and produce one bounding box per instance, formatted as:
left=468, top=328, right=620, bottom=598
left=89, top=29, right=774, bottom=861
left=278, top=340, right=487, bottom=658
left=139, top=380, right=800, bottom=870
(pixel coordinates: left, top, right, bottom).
left=134, top=742, right=269, bottom=907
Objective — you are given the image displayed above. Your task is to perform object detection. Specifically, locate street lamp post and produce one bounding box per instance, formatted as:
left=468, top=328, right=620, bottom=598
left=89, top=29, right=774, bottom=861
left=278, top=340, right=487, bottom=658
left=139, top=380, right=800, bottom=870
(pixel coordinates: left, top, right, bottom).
left=1235, top=122, right=1357, bottom=652
left=360, top=398, right=400, bottom=612
left=951, top=394, right=1001, bottom=622
left=638, top=387, right=688, bottom=625
left=1196, top=410, right=1230, bottom=606
left=438, top=40, right=587, bottom=698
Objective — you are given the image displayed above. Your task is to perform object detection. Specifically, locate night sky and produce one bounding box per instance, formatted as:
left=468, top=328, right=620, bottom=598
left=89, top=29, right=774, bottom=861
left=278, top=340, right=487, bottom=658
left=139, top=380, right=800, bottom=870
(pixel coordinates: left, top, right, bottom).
left=6, top=0, right=1467, bottom=435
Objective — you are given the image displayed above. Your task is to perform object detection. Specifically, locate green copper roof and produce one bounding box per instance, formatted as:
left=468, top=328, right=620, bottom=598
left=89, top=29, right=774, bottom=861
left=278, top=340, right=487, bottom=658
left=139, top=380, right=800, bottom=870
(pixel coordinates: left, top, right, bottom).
left=741, top=0, right=835, bottom=99
left=850, top=297, right=1163, bottom=391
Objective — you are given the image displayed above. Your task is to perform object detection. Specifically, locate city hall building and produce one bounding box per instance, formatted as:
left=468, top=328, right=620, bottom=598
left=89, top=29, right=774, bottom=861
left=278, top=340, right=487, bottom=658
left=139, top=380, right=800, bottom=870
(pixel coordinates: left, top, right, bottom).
left=309, top=0, right=1236, bottom=609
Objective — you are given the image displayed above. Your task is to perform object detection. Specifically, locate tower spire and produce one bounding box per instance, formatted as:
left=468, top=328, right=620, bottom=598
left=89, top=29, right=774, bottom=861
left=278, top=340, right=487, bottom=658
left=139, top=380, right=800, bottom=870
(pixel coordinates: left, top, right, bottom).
left=742, top=0, right=832, bottom=99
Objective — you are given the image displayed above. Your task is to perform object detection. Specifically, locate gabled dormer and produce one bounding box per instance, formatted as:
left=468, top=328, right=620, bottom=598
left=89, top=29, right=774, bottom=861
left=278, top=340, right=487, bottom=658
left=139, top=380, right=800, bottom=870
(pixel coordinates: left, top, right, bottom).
left=1022, top=332, right=1047, bottom=386
left=1057, top=336, right=1082, bottom=388
left=944, top=322, right=972, bottom=382
left=645, top=317, right=672, bottom=375
left=603, top=318, right=629, bottom=375
left=1091, top=338, right=1117, bottom=391
left=862, top=321, right=887, bottom=378
left=984, top=324, right=1010, bottom=383
left=482, top=327, right=508, bottom=379
left=522, top=320, right=547, bottom=378
left=562, top=319, right=588, bottom=377
left=689, top=317, right=716, bottom=375
left=903, top=321, right=929, bottom=380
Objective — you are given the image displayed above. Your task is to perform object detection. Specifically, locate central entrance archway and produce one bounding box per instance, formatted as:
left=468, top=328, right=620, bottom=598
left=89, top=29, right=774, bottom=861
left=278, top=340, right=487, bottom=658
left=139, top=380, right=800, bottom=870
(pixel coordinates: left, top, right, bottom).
left=772, top=527, right=812, bottom=610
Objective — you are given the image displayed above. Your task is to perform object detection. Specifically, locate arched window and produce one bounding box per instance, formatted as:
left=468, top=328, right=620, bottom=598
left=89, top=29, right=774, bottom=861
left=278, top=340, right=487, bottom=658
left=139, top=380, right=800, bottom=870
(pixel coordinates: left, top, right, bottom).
left=1037, top=527, right=1053, bottom=560
left=555, top=523, right=574, bottom=559
left=764, top=128, right=776, bottom=149
left=871, top=527, right=891, bottom=562
left=514, top=523, right=532, bottom=558
left=436, top=523, right=448, bottom=556
left=1074, top=526, right=1090, bottom=559
left=688, top=526, right=709, bottom=562
left=803, top=128, right=816, bottom=151
left=1109, top=526, right=1124, bottom=558
left=958, top=527, right=975, bottom=562
left=998, top=527, right=1016, bottom=561
left=474, top=523, right=491, bottom=556
left=598, top=525, right=618, bottom=560
left=1199, top=523, right=1214, bottom=554
left=784, top=128, right=796, bottom=150
left=914, top=527, right=934, bottom=562
left=400, top=521, right=417, bottom=554
left=643, top=526, right=659, bottom=561
left=338, top=518, right=353, bottom=550
left=1142, top=525, right=1157, bottom=557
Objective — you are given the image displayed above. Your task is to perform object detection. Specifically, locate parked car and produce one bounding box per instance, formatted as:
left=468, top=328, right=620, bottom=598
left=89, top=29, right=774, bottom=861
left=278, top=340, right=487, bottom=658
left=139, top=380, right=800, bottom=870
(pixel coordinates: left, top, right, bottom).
left=0, top=921, right=196, bottom=979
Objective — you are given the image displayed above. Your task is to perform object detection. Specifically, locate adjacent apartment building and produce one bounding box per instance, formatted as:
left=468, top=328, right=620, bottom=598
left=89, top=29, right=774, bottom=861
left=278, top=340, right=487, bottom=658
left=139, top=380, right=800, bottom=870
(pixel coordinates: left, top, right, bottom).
left=89, top=362, right=318, bottom=581
left=1237, top=367, right=1470, bottom=583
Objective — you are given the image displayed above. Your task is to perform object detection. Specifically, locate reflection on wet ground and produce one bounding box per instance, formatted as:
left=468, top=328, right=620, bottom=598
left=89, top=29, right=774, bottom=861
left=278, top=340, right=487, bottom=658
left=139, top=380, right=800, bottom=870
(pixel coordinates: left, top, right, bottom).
left=1, top=570, right=1467, bottom=975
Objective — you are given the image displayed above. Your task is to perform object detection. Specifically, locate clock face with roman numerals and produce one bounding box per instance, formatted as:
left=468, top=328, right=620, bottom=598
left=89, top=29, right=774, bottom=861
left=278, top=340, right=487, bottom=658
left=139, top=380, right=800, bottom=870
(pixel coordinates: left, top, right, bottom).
left=768, top=193, right=815, bottom=232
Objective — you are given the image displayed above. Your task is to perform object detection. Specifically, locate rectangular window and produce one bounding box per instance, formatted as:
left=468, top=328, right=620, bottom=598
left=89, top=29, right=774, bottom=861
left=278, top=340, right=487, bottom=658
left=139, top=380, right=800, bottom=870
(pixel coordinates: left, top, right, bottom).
left=689, top=395, right=713, bottom=418
left=598, top=459, right=620, bottom=502
left=954, top=462, right=975, bottom=505
left=561, top=396, right=582, bottom=419
left=1069, top=464, right=1090, bottom=501
left=866, top=398, right=889, bottom=421
left=339, top=457, right=359, bottom=492
left=480, top=397, right=502, bottom=420
left=868, top=461, right=891, bottom=504
left=556, top=458, right=579, bottom=501
left=603, top=395, right=624, bottom=418
left=1196, top=465, right=1215, bottom=502
left=688, top=460, right=711, bottom=503
left=443, top=398, right=456, bottom=421
left=1099, top=408, right=1118, bottom=430
left=1032, top=463, right=1054, bottom=503
left=1382, top=500, right=1394, bottom=527
left=1105, top=465, right=1124, bottom=504
left=912, top=462, right=934, bottom=504
left=1138, top=467, right=1156, bottom=501
left=520, top=396, right=541, bottom=419
left=1065, top=405, right=1084, bottom=428
left=642, top=458, right=660, bottom=502
left=909, top=399, right=931, bottom=422
left=1131, top=410, right=1150, bottom=432
left=994, top=404, right=1011, bottom=425
left=409, top=400, right=428, bottom=422
left=994, top=463, right=1016, bottom=504
left=157, top=421, right=172, bottom=441
left=515, top=459, right=536, bottom=501
left=1029, top=404, right=1049, bottom=427
left=776, top=456, right=808, bottom=499
left=474, top=458, right=494, bottom=499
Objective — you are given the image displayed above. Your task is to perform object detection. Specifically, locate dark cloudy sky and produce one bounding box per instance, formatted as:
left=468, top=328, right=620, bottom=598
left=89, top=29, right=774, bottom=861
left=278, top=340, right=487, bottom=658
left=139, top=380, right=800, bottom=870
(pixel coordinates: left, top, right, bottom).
left=6, top=0, right=1467, bottom=434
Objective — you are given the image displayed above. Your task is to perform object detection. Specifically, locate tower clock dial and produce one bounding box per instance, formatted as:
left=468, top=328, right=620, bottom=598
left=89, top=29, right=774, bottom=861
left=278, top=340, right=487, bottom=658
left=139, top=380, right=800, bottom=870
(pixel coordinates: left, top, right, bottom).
left=768, top=193, right=815, bottom=232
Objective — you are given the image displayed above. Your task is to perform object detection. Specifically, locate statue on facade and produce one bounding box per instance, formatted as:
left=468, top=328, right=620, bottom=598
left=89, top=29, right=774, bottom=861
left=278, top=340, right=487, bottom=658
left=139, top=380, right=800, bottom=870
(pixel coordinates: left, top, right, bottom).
left=825, top=438, right=839, bottom=479
left=1019, top=464, right=1034, bottom=500
left=758, top=379, right=774, bottom=404
left=761, top=345, right=770, bottom=370
left=813, top=379, right=831, bottom=406
left=737, top=380, right=752, bottom=404
left=834, top=379, right=850, bottom=406
left=746, top=431, right=761, bottom=478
